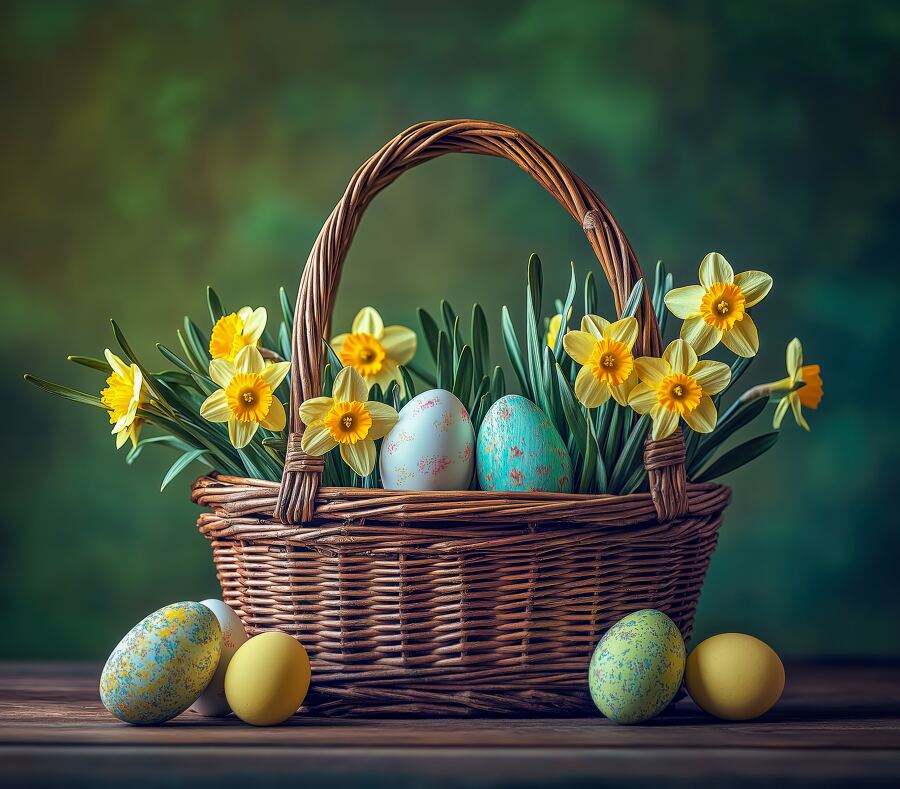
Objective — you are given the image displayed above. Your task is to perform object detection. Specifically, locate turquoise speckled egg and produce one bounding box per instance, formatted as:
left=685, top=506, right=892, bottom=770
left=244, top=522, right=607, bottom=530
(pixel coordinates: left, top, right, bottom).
left=100, top=601, right=221, bottom=725
left=588, top=609, right=686, bottom=724
left=476, top=395, right=572, bottom=492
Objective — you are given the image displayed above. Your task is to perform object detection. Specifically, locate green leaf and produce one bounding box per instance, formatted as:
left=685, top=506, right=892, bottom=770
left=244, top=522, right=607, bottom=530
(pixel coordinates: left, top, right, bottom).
left=417, top=308, right=441, bottom=364
left=67, top=355, right=111, bottom=374
left=127, top=434, right=193, bottom=465
left=603, top=404, right=624, bottom=468
left=471, top=304, right=489, bottom=381
left=525, top=254, right=548, bottom=412
left=689, top=395, right=770, bottom=477
left=323, top=340, right=343, bottom=373
left=553, top=262, right=577, bottom=364
left=608, top=414, right=650, bottom=492
left=441, top=300, right=458, bottom=340
left=471, top=392, right=490, bottom=433
left=584, top=270, right=598, bottom=316
left=207, top=286, right=226, bottom=326
left=23, top=374, right=107, bottom=410
left=501, top=305, right=529, bottom=397
left=621, top=279, right=644, bottom=319
left=156, top=344, right=216, bottom=393
left=398, top=365, right=417, bottom=403
left=695, top=432, right=780, bottom=483
left=278, top=322, right=291, bottom=361
left=279, top=286, right=294, bottom=333
left=490, top=365, right=506, bottom=404
left=436, top=331, right=453, bottom=391
left=577, top=412, right=598, bottom=494
left=160, top=449, right=210, bottom=492
left=555, top=364, right=586, bottom=459
left=183, top=318, right=211, bottom=371
left=322, top=362, right=334, bottom=397
left=404, top=359, right=436, bottom=387
left=719, top=356, right=754, bottom=402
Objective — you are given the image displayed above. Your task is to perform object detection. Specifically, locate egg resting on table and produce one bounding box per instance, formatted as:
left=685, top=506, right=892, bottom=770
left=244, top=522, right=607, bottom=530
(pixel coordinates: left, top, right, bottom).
left=189, top=599, right=248, bottom=717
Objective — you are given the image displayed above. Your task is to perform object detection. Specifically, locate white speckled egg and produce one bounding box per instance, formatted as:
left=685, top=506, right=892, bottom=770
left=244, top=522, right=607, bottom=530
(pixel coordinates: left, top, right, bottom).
left=379, top=389, right=475, bottom=490
left=190, top=599, right=248, bottom=717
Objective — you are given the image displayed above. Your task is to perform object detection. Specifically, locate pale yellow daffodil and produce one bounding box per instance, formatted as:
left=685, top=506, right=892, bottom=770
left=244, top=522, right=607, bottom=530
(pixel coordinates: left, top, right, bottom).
left=331, top=307, right=416, bottom=395
left=209, top=306, right=267, bottom=362
left=771, top=338, right=823, bottom=431
left=562, top=315, right=640, bottom=408
left=664, top=253, right=772, bottom=357
left=199, top=345, right=290, bottom=448
left=628, top=339, right=732, bottom=440
left=100, top=349, right=150, bottom=449
left=298, top=367, right=399, bottom=477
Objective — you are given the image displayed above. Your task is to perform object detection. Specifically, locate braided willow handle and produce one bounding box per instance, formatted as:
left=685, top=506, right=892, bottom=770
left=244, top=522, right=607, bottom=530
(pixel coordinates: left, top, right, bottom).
left=274, top=119, right=688, bottom=523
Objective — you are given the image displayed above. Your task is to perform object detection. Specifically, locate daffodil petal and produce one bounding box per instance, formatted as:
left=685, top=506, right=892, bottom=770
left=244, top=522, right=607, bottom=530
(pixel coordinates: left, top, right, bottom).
left=200, top=390, right=230, bottom=422
left=790, top=393, right=810, bottom=431
left=209, top=359, right=236, bottom=389
left=734, top=270, right=773, bottom=308
left=650, top=405, right=680, bottom=440
left=365, top=400, right=399, bottom=440
left=330, top=333, right=349, bottom=352
left=634, top=356, right=669, bottom=386
left=299, top=397, right=334, bottom=426
left=683, top=395, right=717, bottom=433
left=721, top=314, right=759, bottom=357
left=681, top=316, right=722, bottom=355
left=604, top=316, right=638, bottom=349
left=380, top=325, right=417, bottom=365
left=699, top=252, right=735, bottom=288
left=128, top=421, right=142, bottom=449
left=341, top=438, right=376, bottom=477
left=369, top=360, right=402, bottom=396
left=664, top=285, right=705, bottom=319
left=229, top=418, right=258, bottom=449
left=237, top=306, right=253, bottom=323
left=242, top=307, right=267, bottom=342
left=773, top=396, right=791, bottom=429
left=547, top=314, right=563, bottom=349
left=581, top=314, right=610, bottom=341
left=260, top=398, right=286, bottom=431
left=261, top=360, right=291, bottom=390
left=234, top=344, right=265, bottom=374
left=627, top=381, right=658, bottom=414
left=115, top=427, right=130, bottom=449
left=352, top=307, right=384, bottom=338
left=301, top=420, right=338, bottom=455
left=692, top=360, right=732, bottom=395
left=104, top=349, right=130, bottom=379
left=333, top=366, right=369, bottom=403
left=563, top=331, right=596, bottom=365
left=572, top=365, right=609, bottom=408
left=663, top=339, right=698, bottom=375
left=786, top=337, right=803, bottom=379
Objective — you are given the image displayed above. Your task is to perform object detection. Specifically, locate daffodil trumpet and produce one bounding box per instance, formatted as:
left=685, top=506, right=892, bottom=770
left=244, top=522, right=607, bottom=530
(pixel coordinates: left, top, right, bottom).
left=209, top=306, right=267, bottom=362
left=298, top=366, right=399, bottom=477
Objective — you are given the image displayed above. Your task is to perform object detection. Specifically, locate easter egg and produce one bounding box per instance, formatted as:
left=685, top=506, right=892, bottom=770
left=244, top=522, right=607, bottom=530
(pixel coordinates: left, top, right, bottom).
left=379, top=389, right=475, bottom=490
left=189, top=599, right=248, bottom=717
left=588, top=609, right=685, bottom=724
left=476, top=395, right=572, bottom=492
left=100, top=601, right=221, bottom=725
left=224, top=632, right=311, bottom=726
left=685, top=633, right=785, bottom=720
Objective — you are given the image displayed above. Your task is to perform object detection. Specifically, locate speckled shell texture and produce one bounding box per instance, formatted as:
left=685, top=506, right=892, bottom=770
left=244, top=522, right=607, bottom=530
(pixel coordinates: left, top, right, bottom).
left=588, top=609, right=686, bottom=724
left=100, top=601, right=221, bottom=725
left=476, top=394, right=572, bottom=493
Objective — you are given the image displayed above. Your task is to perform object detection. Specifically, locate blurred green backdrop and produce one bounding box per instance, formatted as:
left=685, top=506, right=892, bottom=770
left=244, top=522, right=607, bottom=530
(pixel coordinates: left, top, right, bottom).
left=3, top=0, right=899, bottom=659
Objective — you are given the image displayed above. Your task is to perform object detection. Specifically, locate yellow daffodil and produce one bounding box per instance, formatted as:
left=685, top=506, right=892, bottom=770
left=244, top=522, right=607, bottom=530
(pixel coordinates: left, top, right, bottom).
left=628, top=339, right=732, bottom=440
left=331, top=307, right=416, bottom=394
left=664, top=253, right=772, bottom=357
left=546, top=308, right=573, bottom=350
left=562, top=315, right=639, bottom=408
left=209, top=306, right=267, bottom=362
left=298, top=367, right=399, bottom=477
left=199, top=345, right=290, bottom=448
left=100, top=349, right=150, bottom=449
left=771, top=338, right=823, bottom=431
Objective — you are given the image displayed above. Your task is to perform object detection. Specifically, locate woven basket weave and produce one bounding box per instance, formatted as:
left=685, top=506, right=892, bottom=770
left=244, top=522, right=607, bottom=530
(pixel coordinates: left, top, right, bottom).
left=192, top=119, right=730, bottom=716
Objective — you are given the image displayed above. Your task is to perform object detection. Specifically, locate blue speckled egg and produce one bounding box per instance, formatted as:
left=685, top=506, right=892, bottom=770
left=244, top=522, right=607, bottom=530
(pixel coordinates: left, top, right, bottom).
left=476, top=395, right=572, bottom=492
left=588, top=609, right=686, bottom=724
left=100, top=601, right=221, bottom=725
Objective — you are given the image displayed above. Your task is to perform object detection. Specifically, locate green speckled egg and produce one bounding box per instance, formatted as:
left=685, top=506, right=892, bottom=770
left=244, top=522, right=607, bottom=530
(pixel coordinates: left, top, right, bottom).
left=476, top=395, right=572, bottom=492
left=588, top=609, right=685, bottom=724
left=100, top=601, right=221, bottom=725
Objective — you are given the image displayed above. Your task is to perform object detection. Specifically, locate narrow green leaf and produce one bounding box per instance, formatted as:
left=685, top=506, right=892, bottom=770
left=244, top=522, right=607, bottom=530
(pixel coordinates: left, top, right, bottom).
left=127, top=435, right=193, bottom=465
left=525, top=255, right=548, bottom=411
left=417, top=308, right=441, bottom=364
left=695, top=432, right=780, bottom=483
left=398, top=365, right=417, bottom=403
left=183, top=318, right=211, bottom=369
left=490, top=365, right=506, bottom=404
left=322, top=362, right=334, bottom=397
left=689, top=395, right=770, bottom=476
left=436, top=331, right=453, bottom=390
left=472, top=375, right=489, bottom=412
left=604, top=405, right=624, bottom=468
left=23, top=375, right=107, bottom=410
left=207, top=286, right=225, bottom=326
left=279, top=286, right=294, bottom=332
left=160, top=449, right=210, bottom=492
left=156, top=344, right=216, bottom=393
left=501, top=305, right=529, bottom=397
left=553, top=262, right=577, bottom=364
left=621, top=279, right=644, bottom=319
left=67, top=355, right=111, bottom=374
left=323, top=340, right=343, bottom=373
left=441, top=300, right=458, bottom=339
left=278, top=322, right=291, bottom=361
left=584, top=270, right=598, bottom=316
left=471, top=304, right=489, bottom=381
left=577, top=412, right=597, bottom=494
left=404, top=359, right=436, bottom=387
left=471, top=392, right=490, bottom=433
left=555, top=363, right=586, bottom=459
left=608, top=414, right=650, bottom=492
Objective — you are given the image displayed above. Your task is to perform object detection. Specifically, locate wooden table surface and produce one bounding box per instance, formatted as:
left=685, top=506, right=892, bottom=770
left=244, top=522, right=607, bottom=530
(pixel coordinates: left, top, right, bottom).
left=2, top=662, right=899, bottom=787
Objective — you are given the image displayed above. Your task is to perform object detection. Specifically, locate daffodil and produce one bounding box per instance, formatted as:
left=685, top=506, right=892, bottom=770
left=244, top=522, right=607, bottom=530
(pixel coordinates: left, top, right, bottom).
left=771, top=338, right=823, bottom=431
left=628, top=339, right=732, bottom=440
left=100, top=349, right=150, bottom=449
left=331, top=307, right=416, bottom=394
left=562, top=315, right=639, bottom=407
left=546, top=308, right=573, bottom=350
left=199, top=345, right=290, bottom=448
left=209, top=306, right=267, bottom=362
left=664, top=253, right=772, bottom=357
left=298, top=366, right=399, bottom=477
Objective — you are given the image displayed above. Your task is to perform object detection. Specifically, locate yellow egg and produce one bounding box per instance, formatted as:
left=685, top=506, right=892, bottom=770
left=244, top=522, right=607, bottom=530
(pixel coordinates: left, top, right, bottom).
left=224, top=632, right=311, bottom=725
left=685, top=633, right=784, bottom=720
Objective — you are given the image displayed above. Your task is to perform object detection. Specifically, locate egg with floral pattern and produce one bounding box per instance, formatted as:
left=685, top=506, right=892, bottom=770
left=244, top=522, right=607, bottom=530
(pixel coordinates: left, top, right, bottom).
left=476, top=395, right=572, bottom=492
left=100, top=601, right=221, bottom=725
left=588, top=609, right=686, bottom=724
left=379, top=389, right=475, bottom=490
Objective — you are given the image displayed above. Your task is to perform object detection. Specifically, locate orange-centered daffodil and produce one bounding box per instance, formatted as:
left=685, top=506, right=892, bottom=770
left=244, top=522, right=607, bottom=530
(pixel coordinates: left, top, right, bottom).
left=331, top=307, right=416, bottom=394
left=209, top=306, right=267, bottom=362
left=664, top=253, right=772, bottom=357
left=199, top=345, right=290, bottom=448
left=562, top=314, right=639, bottom=408
left=100, top=349, right=150, bottom=449
left=771, top=338, right=823, bottom=431
left=298, top=367, right=399, bottom=477
left=628, top=339, right=732, bottom=440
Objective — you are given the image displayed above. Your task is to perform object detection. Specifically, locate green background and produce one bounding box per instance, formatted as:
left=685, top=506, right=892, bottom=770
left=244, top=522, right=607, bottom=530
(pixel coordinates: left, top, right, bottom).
left=3, top=0, right=898, bottom=659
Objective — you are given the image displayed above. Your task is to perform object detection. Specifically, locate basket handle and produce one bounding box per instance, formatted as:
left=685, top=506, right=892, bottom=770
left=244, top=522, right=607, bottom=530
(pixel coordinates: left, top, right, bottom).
left=275, top=120, right=688, bottom=524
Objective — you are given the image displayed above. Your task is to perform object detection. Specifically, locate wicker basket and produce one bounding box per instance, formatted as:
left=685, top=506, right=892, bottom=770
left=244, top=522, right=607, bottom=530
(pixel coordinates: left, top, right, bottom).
left=192, top=119, right=731, bottom=716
